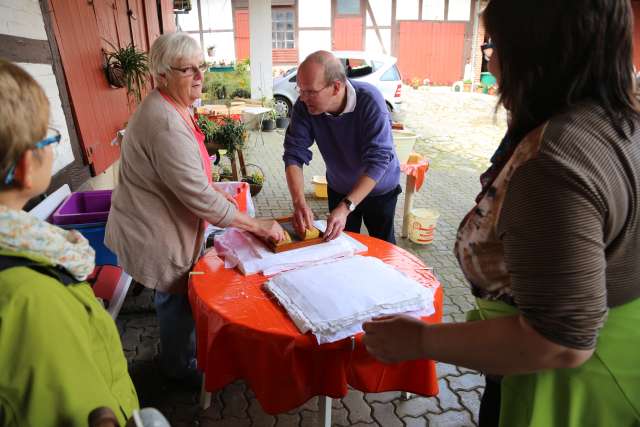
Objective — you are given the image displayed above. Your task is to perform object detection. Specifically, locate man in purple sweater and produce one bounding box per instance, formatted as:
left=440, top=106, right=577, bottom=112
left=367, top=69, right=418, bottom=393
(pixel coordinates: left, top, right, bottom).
left=283, top=51, right=401, bottom=243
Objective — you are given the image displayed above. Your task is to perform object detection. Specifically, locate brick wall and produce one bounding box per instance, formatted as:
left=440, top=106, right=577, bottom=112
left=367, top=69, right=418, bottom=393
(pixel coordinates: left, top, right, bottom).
left=0, top=0, right=74, bottom=175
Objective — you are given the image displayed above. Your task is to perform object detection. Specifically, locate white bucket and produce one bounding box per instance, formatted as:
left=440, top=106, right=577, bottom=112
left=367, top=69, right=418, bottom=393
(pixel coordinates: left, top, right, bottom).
left=392, top=130, right=417, bottom=164
left=408, top=208, right=440, bottom=244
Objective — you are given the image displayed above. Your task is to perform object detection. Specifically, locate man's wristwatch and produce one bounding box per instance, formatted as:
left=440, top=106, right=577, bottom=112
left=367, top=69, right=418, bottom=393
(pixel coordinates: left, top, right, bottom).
left=342, top=197, right=356, bottom=212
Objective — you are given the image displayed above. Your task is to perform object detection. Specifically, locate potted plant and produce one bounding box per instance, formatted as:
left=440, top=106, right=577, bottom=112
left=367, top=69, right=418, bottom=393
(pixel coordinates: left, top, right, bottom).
left=241, top=164, right=265, bottom=196
left=104, top=42, right=149, bottom=104
left=488, top=85, right=497, bottom=96
left=262, top=101, right=277, bottom=131
left=276, top=111, right=290, bottom=129
left=463, top=79, right=472, bottom=92
left=410, top=77, right=421, bottom=89
left=475, top=83, right=485, bottom=94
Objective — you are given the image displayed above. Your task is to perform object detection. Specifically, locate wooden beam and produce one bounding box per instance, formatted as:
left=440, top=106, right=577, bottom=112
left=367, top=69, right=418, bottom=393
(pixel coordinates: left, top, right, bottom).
left=197, top=0, right=205, bottom=53
left=0, top=34, right=52, bottom=64
left=365, top=0, right=387, bottom=54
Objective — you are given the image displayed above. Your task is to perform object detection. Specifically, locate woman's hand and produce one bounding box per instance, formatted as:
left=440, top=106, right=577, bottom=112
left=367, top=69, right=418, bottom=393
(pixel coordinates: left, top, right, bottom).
left=214, top=187, right=240, bottom=208
left=254, top=218, right=285, bottom=243
left=362, top=314, right=427, bottom=364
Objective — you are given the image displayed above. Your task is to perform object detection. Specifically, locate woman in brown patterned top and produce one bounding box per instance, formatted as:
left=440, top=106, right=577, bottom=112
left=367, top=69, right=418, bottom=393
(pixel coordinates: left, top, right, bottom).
left=363, top=1, right=640, bottom=426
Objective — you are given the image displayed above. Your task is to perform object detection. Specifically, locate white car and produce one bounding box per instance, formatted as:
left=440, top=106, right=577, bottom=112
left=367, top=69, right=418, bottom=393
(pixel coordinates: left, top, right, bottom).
left=272, top=51, right=403, bottom=117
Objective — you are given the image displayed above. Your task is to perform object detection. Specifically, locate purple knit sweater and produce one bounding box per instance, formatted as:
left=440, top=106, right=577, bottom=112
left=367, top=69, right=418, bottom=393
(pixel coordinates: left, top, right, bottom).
left=283, top=80, right=400, bottom=196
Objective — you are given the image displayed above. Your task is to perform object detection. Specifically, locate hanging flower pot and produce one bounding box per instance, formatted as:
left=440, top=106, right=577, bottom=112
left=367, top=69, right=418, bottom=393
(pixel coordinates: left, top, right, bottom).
left=105, top=62, right=126, bottom=88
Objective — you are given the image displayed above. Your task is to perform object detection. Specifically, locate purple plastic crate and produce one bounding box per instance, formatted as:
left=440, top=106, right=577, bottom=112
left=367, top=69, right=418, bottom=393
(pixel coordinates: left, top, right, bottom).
left=52, top=190, right=112, bottom=225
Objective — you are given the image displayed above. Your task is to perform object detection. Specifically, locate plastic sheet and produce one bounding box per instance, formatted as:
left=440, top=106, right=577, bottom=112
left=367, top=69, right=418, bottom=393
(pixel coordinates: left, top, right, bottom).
left=189, top=233, right=443, bottom=414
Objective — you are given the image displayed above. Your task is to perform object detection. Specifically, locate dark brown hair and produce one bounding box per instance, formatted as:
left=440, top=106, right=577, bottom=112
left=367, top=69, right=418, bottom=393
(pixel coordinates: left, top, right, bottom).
left=484, top=0, right=639, bottom=140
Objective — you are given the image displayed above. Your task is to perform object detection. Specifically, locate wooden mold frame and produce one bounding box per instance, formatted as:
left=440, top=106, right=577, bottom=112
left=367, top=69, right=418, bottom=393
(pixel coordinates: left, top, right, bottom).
left=265, top=216, right=325, bottom=253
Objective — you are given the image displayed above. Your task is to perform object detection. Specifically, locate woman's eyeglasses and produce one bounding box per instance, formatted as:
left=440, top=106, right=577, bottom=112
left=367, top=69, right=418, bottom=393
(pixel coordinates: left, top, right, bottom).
left=481, top=42, right=495, bottom=62
left=170, top=63, right=208, bottom=77
left=3, top=127, right=61, bottom=185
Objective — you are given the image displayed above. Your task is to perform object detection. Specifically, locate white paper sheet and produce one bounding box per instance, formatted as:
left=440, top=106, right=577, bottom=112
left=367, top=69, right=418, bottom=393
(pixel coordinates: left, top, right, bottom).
left=214, top=220, right=367, bottom=276
left=265, top=255, right=436, bottom=344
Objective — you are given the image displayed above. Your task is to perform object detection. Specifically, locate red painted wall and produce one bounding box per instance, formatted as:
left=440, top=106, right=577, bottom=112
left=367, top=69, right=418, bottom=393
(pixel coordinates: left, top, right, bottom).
left=397, top=21, right=466, bottom=85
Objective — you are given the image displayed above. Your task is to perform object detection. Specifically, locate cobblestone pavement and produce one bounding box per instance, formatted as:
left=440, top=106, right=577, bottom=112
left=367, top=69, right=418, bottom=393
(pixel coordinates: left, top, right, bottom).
left=117, top=87, right=508, bottom=426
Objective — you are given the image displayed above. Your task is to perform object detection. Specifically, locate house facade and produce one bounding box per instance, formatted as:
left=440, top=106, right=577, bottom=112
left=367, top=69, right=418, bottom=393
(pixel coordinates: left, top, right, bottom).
left=179, top=0, right=485, bottom=85
left=1, top=0, right=176, bottom=193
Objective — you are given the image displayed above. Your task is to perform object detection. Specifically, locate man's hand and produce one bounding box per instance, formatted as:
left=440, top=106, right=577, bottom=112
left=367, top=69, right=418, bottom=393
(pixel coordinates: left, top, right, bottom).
left=324, top=203, right=349, bottom=241
left=293, top=201, right=315, bottom=237
left=254, top=219, right=285, bottom=243
left=362, top=314, right=427, bottom=364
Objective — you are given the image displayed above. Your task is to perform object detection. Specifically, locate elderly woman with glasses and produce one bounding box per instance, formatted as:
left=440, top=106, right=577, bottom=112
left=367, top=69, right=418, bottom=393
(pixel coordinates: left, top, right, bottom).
left=363, top=0, right=640, bottom=426
left=106, top=32, right=284, bottom=385
left=0, top=59, right=139, bottom=426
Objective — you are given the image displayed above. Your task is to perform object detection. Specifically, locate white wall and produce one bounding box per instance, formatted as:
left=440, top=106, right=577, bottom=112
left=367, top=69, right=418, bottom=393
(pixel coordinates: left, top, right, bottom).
left=395, top=0, right=419, bottom=20
left=365, top=29, right=391, bottom=55
left=422, top=0, right=445, bottom=20
left=298, top=30, right=331, bottom=62
left=298, top=0, right=330, bottom=28
left=366, top=0, right=392, bottom=26
left=0, top=0, right=74, bottom=176
left=200, top=0, right=234, bottom=30
left=249, top=0, right=273, bottom=99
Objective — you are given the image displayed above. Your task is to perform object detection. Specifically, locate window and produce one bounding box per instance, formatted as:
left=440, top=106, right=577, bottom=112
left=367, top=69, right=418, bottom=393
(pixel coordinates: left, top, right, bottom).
left=272, top=9, right=295, bottom=49
left=381, top=64, right=401, bottom=81
left=337, top=0, right=360, bottom=15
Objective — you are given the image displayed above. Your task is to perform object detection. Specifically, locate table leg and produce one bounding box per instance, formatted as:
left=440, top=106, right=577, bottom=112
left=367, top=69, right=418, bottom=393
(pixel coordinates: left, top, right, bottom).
left=319, top=396, right=332, bottom=427
left=200, top=373, right=212, bottom=409
left=402, top=174, right=417, bottom=238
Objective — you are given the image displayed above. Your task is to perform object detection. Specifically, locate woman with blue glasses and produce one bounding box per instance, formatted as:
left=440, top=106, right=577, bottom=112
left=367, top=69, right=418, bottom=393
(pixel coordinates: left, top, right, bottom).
left=0, top=59, right=139, bottom=426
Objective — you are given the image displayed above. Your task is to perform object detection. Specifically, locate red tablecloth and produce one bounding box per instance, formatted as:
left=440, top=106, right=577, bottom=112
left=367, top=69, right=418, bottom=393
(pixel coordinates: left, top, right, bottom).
left=189, top=233, right=443, bottom=414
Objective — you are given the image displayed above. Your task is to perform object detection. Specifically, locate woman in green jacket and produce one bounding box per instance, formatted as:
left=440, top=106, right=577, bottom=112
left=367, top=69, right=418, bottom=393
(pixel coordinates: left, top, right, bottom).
left=0, top=59, right=138, bottom=426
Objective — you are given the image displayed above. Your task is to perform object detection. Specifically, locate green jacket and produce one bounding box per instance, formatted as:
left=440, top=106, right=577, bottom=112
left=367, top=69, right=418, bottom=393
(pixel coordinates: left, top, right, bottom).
left=0, top=249, right=138, bottom=427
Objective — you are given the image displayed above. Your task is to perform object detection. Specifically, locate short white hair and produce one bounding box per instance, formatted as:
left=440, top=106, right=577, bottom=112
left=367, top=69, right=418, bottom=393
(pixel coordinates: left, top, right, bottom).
left=149, top=32, right=202, bottom=79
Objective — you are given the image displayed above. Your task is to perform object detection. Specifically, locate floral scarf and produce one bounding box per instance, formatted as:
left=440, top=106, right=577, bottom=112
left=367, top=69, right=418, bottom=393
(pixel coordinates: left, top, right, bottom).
left=0, top=204, right=95, bottom=280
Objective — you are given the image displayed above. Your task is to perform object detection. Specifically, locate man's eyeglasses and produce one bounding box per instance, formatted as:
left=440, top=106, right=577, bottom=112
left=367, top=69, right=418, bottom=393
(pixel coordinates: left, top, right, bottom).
left=481, top=42, right=495, bottom=62
left=3, top=127, right=61, bottom=185
left=170, top=63, right=208, bottom=76
left=295, top=84, right=332, bottom=98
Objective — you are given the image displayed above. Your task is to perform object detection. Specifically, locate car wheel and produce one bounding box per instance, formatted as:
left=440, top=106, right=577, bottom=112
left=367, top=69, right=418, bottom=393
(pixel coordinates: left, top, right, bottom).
left=386, top=101, right=393, bottom=113
left=274, top=95, right=292, bottom=117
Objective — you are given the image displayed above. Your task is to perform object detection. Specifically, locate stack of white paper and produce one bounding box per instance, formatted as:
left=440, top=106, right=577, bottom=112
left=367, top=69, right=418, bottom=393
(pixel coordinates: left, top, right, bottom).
left=265, top=255, right=436, bottom=344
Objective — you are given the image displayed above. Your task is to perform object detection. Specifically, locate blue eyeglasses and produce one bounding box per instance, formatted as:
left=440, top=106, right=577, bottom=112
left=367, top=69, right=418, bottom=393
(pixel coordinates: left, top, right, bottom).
left=3, top=127, right=61, bottom=185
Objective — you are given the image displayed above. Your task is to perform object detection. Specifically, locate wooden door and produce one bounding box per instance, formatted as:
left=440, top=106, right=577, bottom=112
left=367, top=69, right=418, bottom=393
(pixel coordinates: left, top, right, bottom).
left=235, top=9, right=250, bottom=61
left=397, top=21, right=465, bottom=85
left=49, top=0, right=160, bottom=175
left=332, top=0, right=364, bottom=51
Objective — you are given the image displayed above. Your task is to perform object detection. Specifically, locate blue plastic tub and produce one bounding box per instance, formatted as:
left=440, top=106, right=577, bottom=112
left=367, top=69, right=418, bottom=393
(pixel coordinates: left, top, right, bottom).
left=60, top=222, right=117, bottom=266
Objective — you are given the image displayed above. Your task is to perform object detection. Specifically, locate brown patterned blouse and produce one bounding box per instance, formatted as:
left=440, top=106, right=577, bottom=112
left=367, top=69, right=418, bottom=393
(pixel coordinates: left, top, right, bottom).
left=455, top=102, right=640, bottom=349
